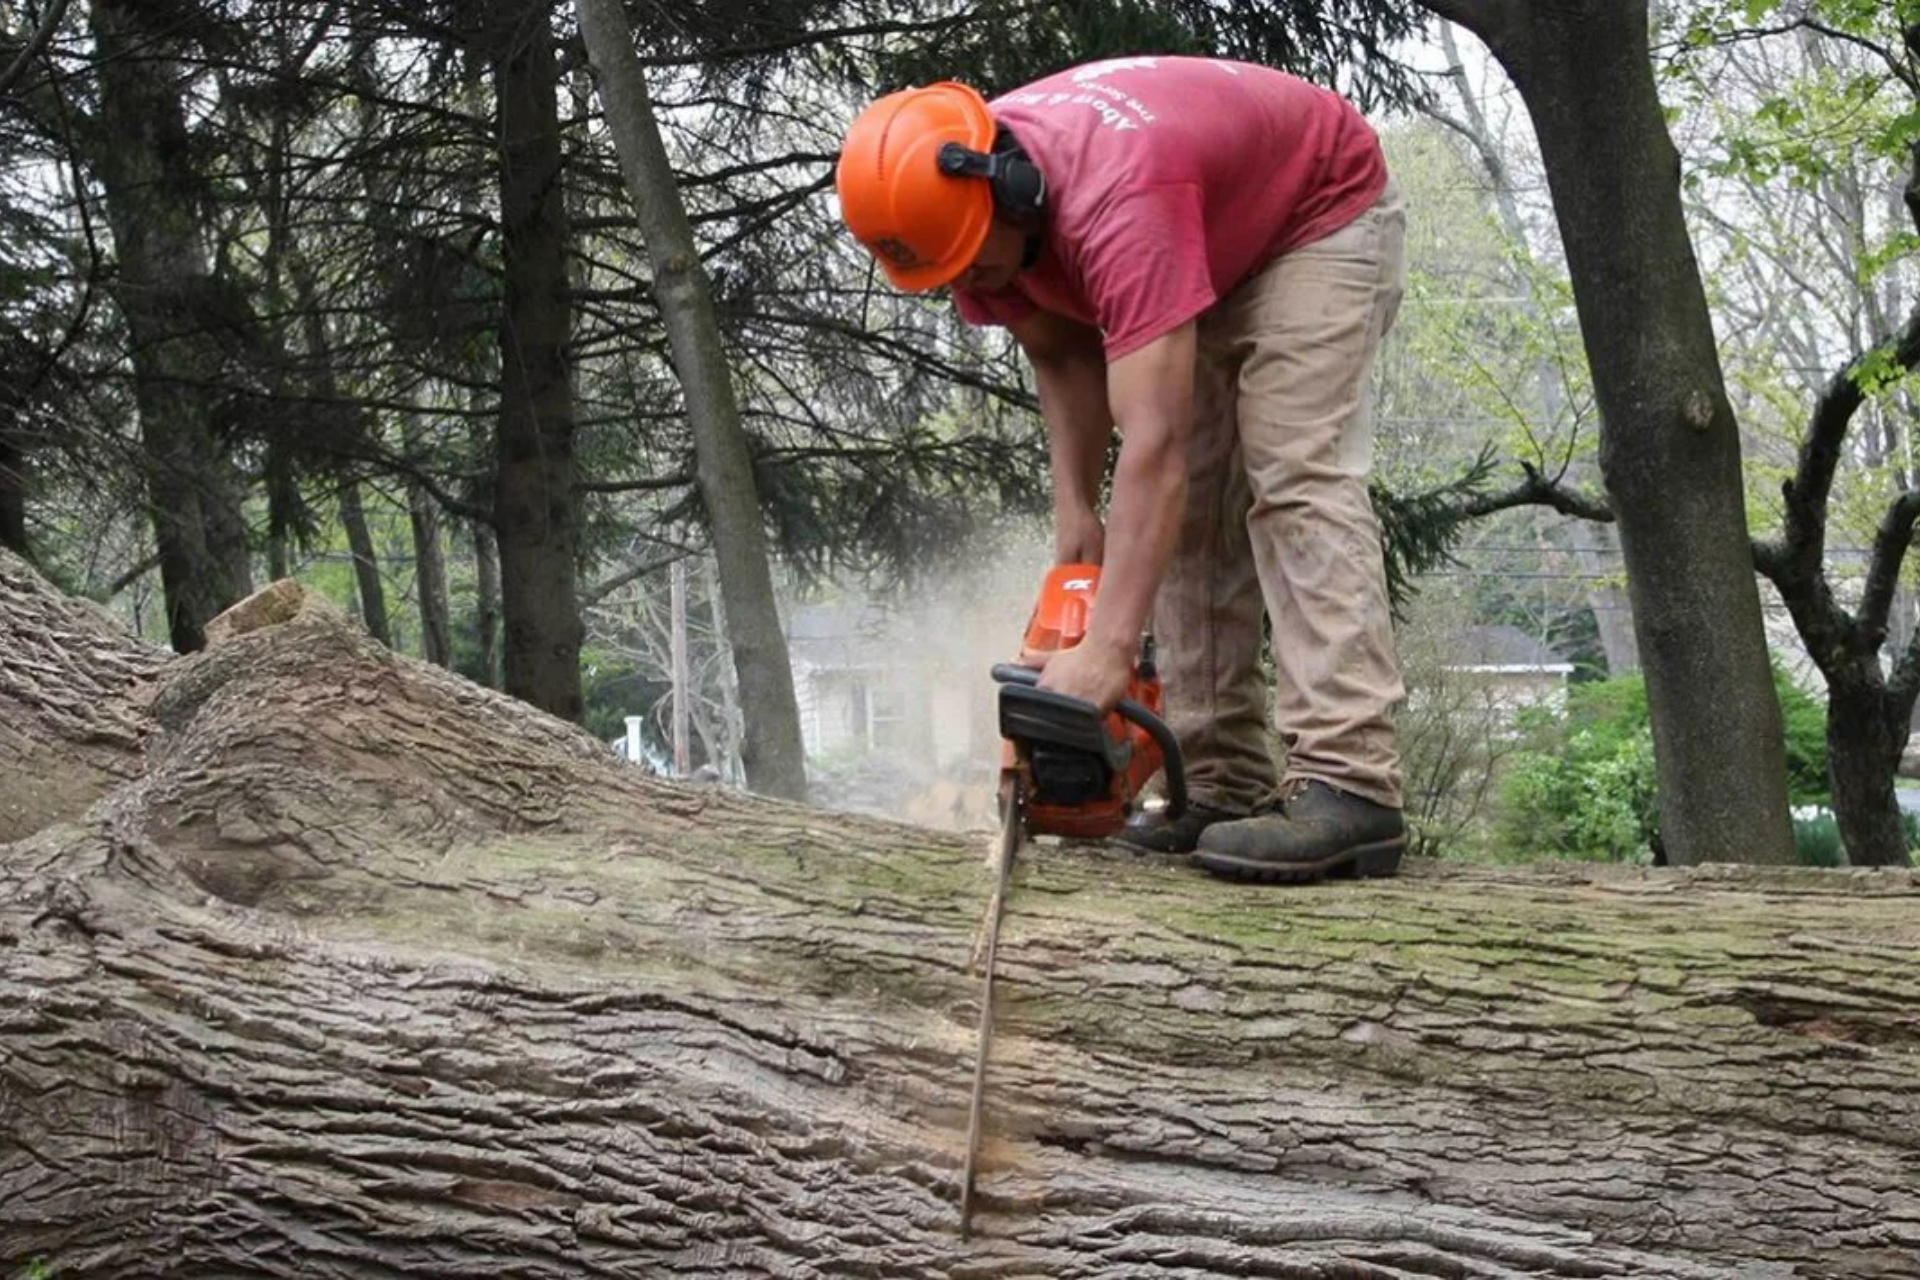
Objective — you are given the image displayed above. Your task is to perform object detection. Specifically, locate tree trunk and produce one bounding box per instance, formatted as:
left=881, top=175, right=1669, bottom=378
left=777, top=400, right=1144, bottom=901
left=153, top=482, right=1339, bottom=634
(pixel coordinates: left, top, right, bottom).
left=0, top=419, right=26, bottom=558
left=261, top=103, right=296, bottom=590
left=701, top=553, right=744, bottom=784
left=87, top=0, right=252, bottom=654
left=1826, top=678, right=1914, bottom=866
left=575, top=0, right=808, bottom=802
left=474, top=516, right=504, bottom=689
left=489, top=0, right=583, bottom=722
left=670, top=556, right=690, bottom=775
left=404, top=421, right=452, bottom=668
left=338, top=479, right=391, bottom=647
left=2, top=563, right=1918, bottom=1279
left=1428, top=1, right=1794, bottom=865
left=264, top=455, right=296, bottom=582
left=410, top=484, right=452, bottom=667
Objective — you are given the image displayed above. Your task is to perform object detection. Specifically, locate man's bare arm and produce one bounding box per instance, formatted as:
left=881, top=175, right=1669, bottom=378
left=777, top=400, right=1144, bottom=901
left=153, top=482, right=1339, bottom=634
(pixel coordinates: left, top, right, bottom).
left=1084, top=324, right=1195, bottom=662
left=1035, top=322, right=1196, bottom=710
left=1009, top=309, right=1112, bottom=563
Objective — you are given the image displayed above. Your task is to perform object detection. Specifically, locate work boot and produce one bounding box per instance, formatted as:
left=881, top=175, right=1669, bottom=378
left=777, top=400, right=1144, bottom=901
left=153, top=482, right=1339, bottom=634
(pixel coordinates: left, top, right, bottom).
left=1115, top=801, right=1241, bottom=854
left=1193, top=780, right=1406, bottom=883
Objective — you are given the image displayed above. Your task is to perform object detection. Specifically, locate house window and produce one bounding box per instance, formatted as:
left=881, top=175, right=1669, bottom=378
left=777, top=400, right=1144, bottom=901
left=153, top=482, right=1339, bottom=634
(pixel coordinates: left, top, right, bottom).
left=868, top=682, right=909, bottom=751
left=843, top=677, right=868, bottom=745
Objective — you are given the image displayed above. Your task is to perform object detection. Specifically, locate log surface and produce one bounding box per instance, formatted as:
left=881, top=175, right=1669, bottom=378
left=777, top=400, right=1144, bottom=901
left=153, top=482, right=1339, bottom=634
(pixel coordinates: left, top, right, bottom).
left=2, top=571, right=1917, bottom=1278
left=0, top=549, right=164, bottom=843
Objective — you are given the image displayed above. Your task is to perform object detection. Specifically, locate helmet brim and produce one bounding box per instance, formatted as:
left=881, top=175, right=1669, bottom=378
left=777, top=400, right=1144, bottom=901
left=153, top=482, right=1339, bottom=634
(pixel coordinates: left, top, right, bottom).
left=875, top=218, right=989, bottom=293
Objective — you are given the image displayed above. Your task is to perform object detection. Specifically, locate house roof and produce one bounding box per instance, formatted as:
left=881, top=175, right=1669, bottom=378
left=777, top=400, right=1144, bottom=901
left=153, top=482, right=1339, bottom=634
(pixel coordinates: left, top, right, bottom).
left=1446, top=625, right=1573, bottom=671
left=787, top=602, right=886, bottom=643
left=787, top=601, right=904, bottom=669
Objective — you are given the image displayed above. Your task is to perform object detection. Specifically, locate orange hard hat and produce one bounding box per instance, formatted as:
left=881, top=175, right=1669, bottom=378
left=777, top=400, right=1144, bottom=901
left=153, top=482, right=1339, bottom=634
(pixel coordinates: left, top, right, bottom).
left=836, top=81, right=996, bottom=292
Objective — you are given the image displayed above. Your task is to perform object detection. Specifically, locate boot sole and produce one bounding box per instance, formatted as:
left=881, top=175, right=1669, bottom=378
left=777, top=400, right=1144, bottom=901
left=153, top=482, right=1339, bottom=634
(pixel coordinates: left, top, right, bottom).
left=1193, top=835, right=1406, bottom=884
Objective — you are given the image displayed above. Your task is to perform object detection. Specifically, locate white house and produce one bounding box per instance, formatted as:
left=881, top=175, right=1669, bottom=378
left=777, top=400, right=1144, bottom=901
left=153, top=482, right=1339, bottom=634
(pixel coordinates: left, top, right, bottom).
left=1433, top=624, right=1576, bottom=728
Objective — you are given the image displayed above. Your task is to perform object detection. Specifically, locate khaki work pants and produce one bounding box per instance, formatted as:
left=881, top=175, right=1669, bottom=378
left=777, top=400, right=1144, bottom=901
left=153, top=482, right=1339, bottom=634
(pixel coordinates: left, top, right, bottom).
left=1152, top=181, right=1407, bottom=811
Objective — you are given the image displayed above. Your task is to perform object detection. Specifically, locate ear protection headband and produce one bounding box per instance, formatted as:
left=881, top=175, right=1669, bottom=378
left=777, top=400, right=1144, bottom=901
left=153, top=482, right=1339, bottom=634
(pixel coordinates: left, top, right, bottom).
left=937, top=134, right=1046, bottom=227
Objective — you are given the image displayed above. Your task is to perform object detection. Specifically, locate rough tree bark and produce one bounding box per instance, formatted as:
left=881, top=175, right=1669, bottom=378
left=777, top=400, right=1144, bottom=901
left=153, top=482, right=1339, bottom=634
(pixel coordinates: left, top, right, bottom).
left=474, top=515, right=504, bottom=689
left=87, top=0, right=253, bottom=653
left=1421, top=1, right=1795, bottom=866
left=404, top=419, right=453, bottom=669
left=2, top=561, right=1917, bottom=1278
left=489, top=0, right=584, bottom=722
left=337, top=477, right=391, bottom=648
left=574, top=0, right=808, bottom=802
left=0, top=416, right=26, bottom=558
left=0, top=549, right=163, bottom=843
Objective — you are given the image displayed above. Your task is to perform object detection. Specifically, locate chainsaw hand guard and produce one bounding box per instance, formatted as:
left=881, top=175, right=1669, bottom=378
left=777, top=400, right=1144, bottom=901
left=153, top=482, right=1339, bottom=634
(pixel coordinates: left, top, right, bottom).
left=992, top=663, right=1187, bottom=837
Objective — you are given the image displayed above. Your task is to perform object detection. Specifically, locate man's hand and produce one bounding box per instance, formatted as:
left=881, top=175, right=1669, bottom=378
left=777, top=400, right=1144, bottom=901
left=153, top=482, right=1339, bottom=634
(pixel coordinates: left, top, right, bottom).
left=1055, top=506, right=1105, bottom=565
left=1036, top=635, right=1133, bottom=713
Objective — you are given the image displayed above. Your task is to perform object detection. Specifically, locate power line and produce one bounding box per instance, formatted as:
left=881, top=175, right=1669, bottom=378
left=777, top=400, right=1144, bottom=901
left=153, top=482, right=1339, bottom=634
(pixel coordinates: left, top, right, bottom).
left=1451, top=543, right=1885, bottom=559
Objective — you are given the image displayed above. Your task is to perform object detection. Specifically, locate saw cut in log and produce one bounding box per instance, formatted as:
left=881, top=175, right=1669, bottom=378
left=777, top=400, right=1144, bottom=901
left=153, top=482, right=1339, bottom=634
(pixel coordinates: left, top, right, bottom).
left=2, top=566, right=1918, bottom=1278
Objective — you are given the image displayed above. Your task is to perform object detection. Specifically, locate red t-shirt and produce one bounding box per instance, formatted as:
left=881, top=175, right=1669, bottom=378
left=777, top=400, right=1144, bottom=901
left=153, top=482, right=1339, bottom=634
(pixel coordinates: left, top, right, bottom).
left=952, top=57, right=1387, bottom=360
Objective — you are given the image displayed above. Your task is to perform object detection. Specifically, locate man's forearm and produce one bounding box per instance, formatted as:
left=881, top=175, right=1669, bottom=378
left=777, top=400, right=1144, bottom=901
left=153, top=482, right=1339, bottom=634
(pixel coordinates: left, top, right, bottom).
left=1032, top=350, right=1114, bottom=562
left=1035, top=352, right=1111, bottom=513
left=1085, top=424, right=1186, bottom=659
left=1085, top=323, right=1198, bottom=659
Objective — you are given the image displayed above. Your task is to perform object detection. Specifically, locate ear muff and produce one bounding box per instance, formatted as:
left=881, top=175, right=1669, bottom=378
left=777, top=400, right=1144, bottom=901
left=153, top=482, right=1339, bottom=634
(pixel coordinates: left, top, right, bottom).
left=936, top=139, right=1046, bottom=227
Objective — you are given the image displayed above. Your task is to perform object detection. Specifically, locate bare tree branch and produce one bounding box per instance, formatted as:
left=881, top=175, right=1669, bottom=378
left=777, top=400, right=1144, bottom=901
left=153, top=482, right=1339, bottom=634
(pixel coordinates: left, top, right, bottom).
left=0, top=0, right=71, bottom=100
left=1858, top=489, right=1920, bottom=651
left=578, top=552, right=680, bottom=609
left=1463, top=461, right=1614, bottom=523
left=106, top=550, right=161, bottom=596
left=578, top=471, right=694, bottom=495
left=1418, top=1, right=1506, bottom=39
left=1773, top=305, right=1920, bottom=581
left=1792, top=18, right=1920, bottom=94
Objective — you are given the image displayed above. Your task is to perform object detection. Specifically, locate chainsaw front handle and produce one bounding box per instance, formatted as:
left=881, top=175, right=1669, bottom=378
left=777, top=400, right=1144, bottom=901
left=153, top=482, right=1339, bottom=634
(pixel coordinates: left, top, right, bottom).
left=990, top=663, right=1188, bottom=819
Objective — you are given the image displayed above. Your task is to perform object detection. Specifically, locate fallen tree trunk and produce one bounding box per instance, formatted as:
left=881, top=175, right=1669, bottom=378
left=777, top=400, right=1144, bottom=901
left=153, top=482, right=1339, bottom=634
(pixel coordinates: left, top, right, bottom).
left=0, top=549, right=164, bottom=844
left=2, top=568, right=1917, bottom=1278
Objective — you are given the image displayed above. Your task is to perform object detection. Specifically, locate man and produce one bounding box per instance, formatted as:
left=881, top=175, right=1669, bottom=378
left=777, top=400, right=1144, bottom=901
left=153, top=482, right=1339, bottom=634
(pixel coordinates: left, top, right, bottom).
left=835, top=56, right=1408, bottom=883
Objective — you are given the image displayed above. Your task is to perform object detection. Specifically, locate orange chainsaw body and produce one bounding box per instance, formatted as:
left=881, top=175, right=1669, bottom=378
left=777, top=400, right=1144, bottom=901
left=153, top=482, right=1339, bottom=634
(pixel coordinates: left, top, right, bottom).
left=1001, top=563, right=1169, bottom=839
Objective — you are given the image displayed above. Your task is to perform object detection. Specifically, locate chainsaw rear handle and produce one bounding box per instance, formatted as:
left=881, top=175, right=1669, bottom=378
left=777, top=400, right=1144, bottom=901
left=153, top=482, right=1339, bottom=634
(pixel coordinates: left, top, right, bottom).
left=990, top=663, right=1187, bottom=819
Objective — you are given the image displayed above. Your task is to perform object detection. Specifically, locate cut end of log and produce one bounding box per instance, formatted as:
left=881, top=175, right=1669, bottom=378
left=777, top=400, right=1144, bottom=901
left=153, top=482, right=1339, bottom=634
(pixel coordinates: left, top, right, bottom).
left=205, top=579, right=338, bottom=647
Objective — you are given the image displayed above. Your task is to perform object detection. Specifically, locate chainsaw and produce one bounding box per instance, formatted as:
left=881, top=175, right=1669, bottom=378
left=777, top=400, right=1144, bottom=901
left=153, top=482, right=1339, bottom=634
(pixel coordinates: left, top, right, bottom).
left=958, top=562, right=1186, bottom=1237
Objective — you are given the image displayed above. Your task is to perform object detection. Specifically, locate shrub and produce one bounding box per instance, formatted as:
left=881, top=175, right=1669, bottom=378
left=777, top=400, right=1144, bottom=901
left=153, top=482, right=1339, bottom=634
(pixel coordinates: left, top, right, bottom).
left=1792, top=811, right=1846, bottom=867
left=1495, top=658, right=1830, bottom=862
left=1498, top=722, right=1658, bottom=862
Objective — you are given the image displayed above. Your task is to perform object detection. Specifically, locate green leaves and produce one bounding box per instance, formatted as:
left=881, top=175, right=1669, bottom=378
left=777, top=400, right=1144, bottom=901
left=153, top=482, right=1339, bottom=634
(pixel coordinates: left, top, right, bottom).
left=1877, top=106, right=1920, bottom=156
left=1851, top=342, right=1916, bottom=398
left=1815, top=0, right=1920, bottom=33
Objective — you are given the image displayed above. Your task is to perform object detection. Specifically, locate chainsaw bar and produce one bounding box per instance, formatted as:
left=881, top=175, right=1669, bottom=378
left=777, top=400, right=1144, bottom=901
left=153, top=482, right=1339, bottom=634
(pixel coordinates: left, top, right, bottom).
left=960, top=771, right=1022, bottom=1239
